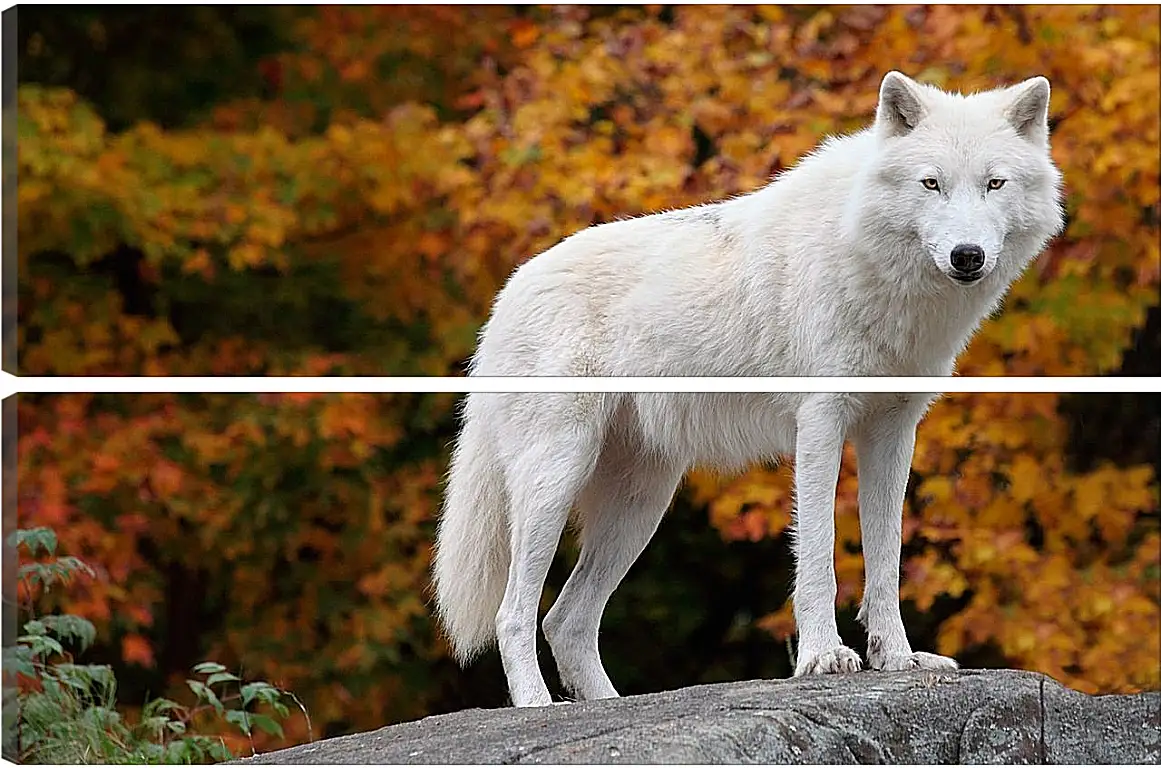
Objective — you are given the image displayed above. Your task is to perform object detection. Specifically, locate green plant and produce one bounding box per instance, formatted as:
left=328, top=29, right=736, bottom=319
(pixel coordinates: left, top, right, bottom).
left=3, top=527, right=308, bottom=764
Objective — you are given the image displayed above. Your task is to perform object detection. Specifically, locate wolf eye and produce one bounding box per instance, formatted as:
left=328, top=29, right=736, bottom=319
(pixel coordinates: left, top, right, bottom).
left=987, top=178, right=1007, bottom=191
left=921, top=177, right=940, bottom=191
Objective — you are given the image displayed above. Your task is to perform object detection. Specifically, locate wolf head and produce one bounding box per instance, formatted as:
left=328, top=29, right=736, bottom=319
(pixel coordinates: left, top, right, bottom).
left=867, top=71, right=1065, bottom=287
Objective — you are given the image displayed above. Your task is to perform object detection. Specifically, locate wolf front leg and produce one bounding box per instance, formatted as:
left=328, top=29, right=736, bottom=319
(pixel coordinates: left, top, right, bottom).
left=791, top=396, right=861, bottom=675
left=853, top=404, right=958, bottom=672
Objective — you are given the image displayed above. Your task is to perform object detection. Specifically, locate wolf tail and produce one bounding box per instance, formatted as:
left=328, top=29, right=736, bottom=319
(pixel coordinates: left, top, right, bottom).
left=432, top=397, right=509, bottom=664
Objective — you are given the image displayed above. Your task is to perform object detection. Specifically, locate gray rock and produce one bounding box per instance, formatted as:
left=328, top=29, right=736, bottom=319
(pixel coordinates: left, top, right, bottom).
left=231, top=670, right=1160, bottom=764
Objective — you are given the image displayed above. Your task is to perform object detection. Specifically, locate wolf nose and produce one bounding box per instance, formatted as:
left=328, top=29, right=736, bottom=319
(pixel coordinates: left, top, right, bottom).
left=950, top=244, right=985, bottom=274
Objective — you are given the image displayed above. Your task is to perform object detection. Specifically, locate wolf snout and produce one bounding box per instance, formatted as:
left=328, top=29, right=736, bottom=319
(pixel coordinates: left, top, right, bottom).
left=949, top=243, right=986, bottom=282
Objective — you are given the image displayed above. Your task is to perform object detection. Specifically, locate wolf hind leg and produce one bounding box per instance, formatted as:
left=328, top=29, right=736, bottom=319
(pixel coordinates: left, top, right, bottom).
left=543, top=443, right=682, bottom=701
left=495, top=397, right=609, bottom=707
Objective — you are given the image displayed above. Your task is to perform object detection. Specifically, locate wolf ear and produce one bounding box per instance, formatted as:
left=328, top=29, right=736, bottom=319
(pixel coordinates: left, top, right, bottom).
left=1005, top=76, right=1051, bottom=143
left=876, top=71, right=928, bottom=138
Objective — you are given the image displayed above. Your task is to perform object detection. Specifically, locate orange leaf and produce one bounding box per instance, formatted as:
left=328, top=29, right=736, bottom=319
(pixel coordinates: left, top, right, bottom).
left=122, top=633, right=155, bottom=667
left=510, top=19, right=539, bottom=49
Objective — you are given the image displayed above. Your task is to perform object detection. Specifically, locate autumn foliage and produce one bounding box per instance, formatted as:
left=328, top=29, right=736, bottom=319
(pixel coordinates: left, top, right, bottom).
left=14, top=4, right=1160, bottom=749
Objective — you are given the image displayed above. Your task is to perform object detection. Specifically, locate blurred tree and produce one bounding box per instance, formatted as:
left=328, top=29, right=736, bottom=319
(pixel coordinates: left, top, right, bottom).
left=14, top=3, right=1159, bottom=749
left=16, top=7, right=302, bottom=131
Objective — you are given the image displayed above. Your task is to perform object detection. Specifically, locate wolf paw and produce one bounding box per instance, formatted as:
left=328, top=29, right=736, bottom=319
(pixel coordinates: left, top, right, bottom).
left=795, top=645, right=862, bottom=676
left=510, top=688, right=555, bottom=707
left=870, top=650, right=958, bottom=672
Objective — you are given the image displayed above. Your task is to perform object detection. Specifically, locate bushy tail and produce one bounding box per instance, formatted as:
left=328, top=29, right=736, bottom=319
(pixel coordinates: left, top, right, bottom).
left=432, top=402, right=509, bottom=664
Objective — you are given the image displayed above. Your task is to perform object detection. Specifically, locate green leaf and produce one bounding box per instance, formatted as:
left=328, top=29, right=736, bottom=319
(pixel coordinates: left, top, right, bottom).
left=165, top=740, right=192, bottom=763
left=54, top=556, right=96, bottom=580
left=22, top=619, right=48, bottom=636
left=240, top=681, right=278, bottom=706
left=53, top=663, right=116, bottom=698
left=206, top=671, right=241, bottom=687
left=20, top=558, right=95, bottom=589
left=40, top=614, right=97, bottom=652
left=19, top=563, right=57, bottom=587
left=208, top=739, right=235, bottom=762
left=20, top=633, right=64, bottom=658
left=224, top=708, right=253, bottom=735
left=9, top=527, right=58, bottom=556
left=192, top=661, right=227, bottom=675
left=2, top=645, right=37, bottom=678
left=143, top=696, right=183, bottom=718
left=139, top=715, right=170, bottom=738
left=248, top=713, right=284, bottom=738
left=186, top=679, right=224, bottom=713
left=80, top=704, right=122, bottom=730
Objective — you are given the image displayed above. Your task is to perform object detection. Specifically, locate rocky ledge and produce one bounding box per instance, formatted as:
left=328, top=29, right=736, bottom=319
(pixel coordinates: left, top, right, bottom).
left=232, top=669, right=1159, bottom=764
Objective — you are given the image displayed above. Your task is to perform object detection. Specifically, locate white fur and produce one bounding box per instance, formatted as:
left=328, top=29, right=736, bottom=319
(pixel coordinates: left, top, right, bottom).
left=431, top=73, right=1065, bottom=707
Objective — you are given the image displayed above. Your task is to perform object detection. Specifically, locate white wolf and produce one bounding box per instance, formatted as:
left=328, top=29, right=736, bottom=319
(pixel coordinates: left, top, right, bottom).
left=432, top=72, right=1065, bottom=707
